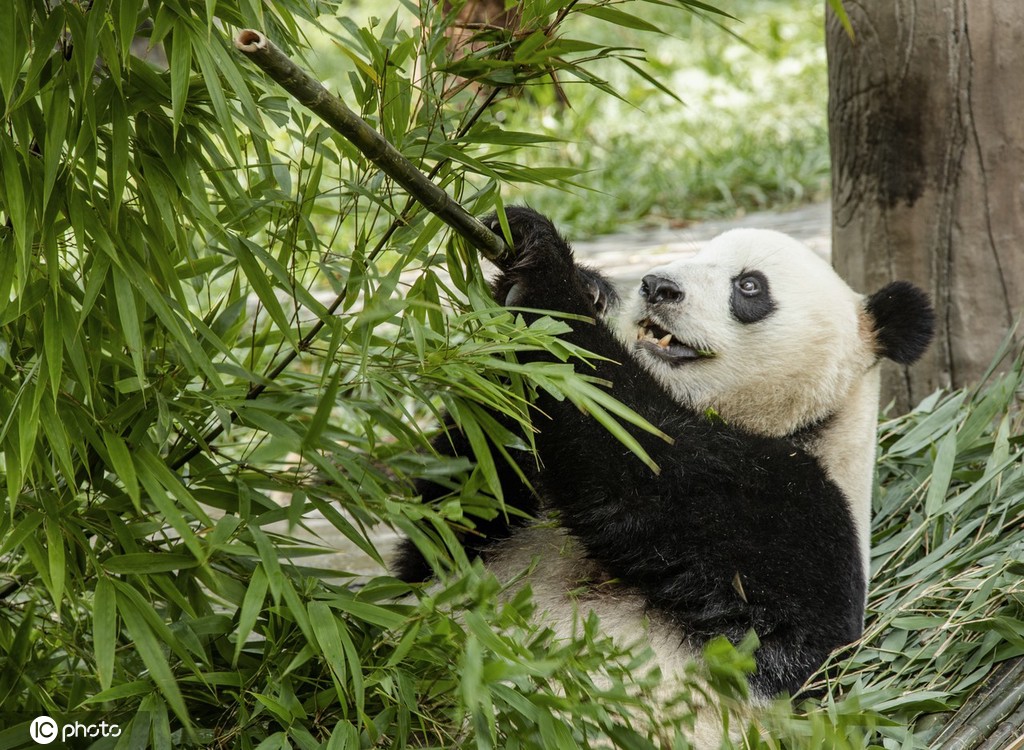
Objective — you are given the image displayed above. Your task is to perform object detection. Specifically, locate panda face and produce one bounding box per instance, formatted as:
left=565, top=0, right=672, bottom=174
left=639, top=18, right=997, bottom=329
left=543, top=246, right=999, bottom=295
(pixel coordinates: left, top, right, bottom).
left=621, top=228, right=874, bottom=437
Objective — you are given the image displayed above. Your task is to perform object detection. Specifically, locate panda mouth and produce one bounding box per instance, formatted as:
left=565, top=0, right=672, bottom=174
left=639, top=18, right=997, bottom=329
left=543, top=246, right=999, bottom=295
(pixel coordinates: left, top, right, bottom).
left=636, top=320, right=715, bottom=364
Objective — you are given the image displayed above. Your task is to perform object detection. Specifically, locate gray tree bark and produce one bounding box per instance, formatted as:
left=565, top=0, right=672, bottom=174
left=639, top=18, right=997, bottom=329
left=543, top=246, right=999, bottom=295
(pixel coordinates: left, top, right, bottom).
left=826, top=1, right=1024, bottom=411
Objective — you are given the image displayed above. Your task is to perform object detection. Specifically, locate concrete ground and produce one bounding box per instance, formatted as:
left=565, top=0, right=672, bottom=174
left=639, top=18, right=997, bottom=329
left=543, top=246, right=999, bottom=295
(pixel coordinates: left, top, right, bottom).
left=571, top=201, right=831, bottom=287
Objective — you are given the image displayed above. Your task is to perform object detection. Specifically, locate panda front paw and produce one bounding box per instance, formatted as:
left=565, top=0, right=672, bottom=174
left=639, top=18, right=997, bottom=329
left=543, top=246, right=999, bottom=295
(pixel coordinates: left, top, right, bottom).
left=486, top=207, right=575, bottom=275
left=487, top=207, right=600, bottom=314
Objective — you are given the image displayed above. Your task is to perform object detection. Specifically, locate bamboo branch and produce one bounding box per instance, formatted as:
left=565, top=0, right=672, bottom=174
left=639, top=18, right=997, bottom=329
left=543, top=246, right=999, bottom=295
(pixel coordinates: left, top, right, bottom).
left=234, top=29, right=511, bottom=264
left=931, top=657, right=1024, bottom=750
left=169, top=34, right=512, bottom=471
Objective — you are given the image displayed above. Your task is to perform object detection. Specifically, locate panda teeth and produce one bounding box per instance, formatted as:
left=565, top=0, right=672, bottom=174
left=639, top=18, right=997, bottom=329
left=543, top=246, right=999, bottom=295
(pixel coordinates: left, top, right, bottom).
left=636, top=323, right=675, bottom=348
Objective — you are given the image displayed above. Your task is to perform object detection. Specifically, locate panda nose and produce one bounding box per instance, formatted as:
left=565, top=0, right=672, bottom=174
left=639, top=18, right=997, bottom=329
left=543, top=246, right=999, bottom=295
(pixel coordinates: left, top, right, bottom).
left=640, top=275, right=684, bottom=305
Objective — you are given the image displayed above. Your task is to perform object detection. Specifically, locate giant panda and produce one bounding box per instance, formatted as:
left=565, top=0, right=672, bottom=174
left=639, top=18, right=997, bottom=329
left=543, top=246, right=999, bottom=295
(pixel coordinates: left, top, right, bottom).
left=394, top=207, right=935, bottom=733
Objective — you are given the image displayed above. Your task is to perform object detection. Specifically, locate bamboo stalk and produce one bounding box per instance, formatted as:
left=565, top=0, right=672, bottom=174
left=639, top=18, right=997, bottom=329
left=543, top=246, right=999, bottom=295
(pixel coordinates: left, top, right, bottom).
left=234, top=29, right=511, bottom=264
left=931, top=657, right=1024, bottom=750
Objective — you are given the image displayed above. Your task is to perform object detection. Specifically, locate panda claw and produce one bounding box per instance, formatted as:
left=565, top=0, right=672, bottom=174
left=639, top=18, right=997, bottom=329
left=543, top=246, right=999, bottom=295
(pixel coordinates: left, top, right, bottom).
left=505, top=281, right=528, bottom=308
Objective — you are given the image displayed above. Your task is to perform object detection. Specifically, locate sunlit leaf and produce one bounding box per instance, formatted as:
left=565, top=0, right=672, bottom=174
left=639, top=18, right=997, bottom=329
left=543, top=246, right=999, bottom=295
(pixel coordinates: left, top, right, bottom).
left=827, top=0, right=855, bottom=40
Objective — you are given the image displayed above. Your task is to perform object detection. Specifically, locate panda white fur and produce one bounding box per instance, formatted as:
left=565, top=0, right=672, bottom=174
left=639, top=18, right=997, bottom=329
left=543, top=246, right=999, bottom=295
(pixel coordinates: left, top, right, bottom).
left=394, top=207, right=935, bottom=730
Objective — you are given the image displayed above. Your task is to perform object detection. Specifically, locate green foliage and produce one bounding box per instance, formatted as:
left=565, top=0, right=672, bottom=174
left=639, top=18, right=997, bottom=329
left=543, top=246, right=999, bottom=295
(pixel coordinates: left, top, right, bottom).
left=503, top=0, right=832, bottom=235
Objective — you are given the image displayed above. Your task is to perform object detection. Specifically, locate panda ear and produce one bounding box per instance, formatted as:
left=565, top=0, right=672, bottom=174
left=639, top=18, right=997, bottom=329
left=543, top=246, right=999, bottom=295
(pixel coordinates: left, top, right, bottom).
left=864, top=281, right=936, bottom=364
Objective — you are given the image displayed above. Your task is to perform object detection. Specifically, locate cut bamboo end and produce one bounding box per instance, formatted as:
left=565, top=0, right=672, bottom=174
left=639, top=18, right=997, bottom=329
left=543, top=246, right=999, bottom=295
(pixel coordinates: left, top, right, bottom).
left=235, top=29, right=267, bottom=52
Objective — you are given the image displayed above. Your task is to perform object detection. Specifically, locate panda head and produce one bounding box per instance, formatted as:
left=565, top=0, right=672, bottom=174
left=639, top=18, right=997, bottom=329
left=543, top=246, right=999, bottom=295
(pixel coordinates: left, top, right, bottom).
left=621, top=228, right=935, bottom=437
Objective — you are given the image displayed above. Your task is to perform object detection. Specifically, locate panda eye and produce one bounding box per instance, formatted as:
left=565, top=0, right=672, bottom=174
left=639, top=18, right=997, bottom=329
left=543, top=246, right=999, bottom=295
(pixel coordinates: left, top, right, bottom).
left=731, top=270, right=774, bottom=323
left=737, top=275, right=762, bottom=297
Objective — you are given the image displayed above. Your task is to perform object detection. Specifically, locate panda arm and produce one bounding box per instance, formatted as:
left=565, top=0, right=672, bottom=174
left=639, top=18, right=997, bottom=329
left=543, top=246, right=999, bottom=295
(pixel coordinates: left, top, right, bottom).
left=393, top=420, right=541, bottom=582
left=487, top=206, right=707, bottom=476
left=488, top=208, right=742, bottom=564
left=491, top=207, right=865, bottom=696
left=395, top=214, right=620, bottom=582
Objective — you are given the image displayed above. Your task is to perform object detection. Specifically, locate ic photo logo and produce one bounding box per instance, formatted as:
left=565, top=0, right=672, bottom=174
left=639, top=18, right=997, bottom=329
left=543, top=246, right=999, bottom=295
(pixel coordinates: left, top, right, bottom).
left=28, top=716, right=58, bottom=744
left=28, top=715, right=122, bottom=745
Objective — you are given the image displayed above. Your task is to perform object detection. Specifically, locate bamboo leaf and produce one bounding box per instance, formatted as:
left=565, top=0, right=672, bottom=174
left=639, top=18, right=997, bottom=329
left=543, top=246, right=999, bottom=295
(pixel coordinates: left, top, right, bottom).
left=0, top=135, right=29, bottom=260
left=925, top=430, right=957, bottom=517
left=94, top=578, right=117, bottom=691
left=141, top=693, right=173, bottom=750
left=103, top=553, right=200, bottom=574
left=512, top=29, right=551, bottom=64
left=104, top=433, right=141, bottom=509
left=42, top=297, right=62, bottom=401
left=192, top=43, right=242, bottom=163
left=249, top=526, right=285, bottom=603
left=308, top=601, right=348, bottom=694
left=827, top=0, right=855, bottom=40
left=231, top=239, right=299, bottom=349
left=0, top=1, right=24, bottom=108
left=325, top=594, right=408, bottom=631
left=233, top=564, right=269, bottom=666
left=0, top=511, right=43, bottom=557
left=39, top=399, right=76, bottom=487
left=81, top=681, right=155, bottom=705
left=112, top=268, right=147, bottom=381
left=117, top=0, right=146, bottom=65
left=42, top=81, right=71, bottom=213
left=109, top=91, right=130, bottom=220
left=115, top=588, right=192, bottom=730
left=332, top=41, right=381, bottom=86
left=326, top=722, right=361, bottom=749
left=43, top=516, right=65, bottom=610
left=335, top=615, right=365, bottom=721
left=887, top=393, right=965, bottom=457
left=305, top=495, right=384, bottom=564
left=447, top=400, right=503, bottom=502
left=134, top=449, right=207, bottom=560
left=666, top=0, right=738, bottom=20
left=579, top=5, right=666, bottom=34
left=169, top=20, right=193, bottom=137
left=619, top=58, right=684, bottom=104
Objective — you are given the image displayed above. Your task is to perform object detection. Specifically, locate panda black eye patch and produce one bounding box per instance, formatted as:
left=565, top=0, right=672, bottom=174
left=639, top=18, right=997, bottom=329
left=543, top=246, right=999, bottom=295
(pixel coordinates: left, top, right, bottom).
left=731, top=270, right=776, bottom=324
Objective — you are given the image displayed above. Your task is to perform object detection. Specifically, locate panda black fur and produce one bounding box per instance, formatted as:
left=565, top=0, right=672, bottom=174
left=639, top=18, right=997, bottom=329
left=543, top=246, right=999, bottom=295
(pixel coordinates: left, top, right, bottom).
left=395, top=207, right=935, bottom=705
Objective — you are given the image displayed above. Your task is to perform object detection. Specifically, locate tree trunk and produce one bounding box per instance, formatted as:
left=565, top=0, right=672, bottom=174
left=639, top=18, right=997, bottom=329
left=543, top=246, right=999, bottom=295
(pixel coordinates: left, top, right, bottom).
left=827, top=1, right=1024, bottom=411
